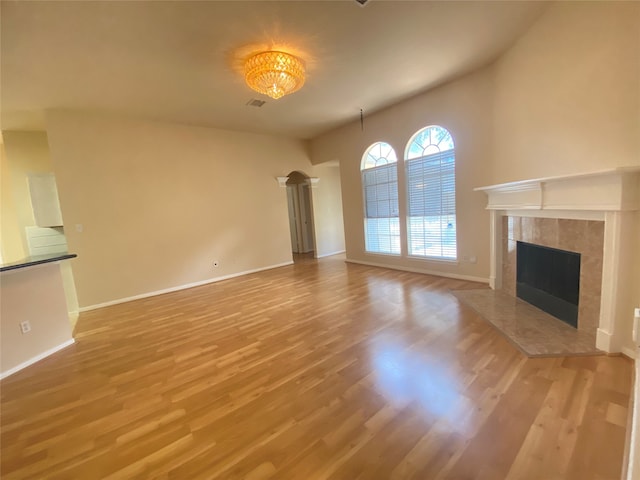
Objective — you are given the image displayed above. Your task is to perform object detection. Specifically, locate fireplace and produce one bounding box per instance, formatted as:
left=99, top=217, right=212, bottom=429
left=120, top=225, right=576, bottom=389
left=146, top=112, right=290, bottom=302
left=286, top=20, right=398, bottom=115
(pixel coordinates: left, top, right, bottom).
left=516, top=241, right=581, bottom=328
left=475, top=167, right=640, bottom=355
left=500, top=216, right=602, bottom=335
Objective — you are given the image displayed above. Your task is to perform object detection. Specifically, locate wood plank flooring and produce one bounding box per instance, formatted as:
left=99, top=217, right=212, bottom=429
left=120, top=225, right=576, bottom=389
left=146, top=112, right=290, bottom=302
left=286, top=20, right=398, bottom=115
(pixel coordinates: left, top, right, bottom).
left=0, top=254, right=633, bottom=479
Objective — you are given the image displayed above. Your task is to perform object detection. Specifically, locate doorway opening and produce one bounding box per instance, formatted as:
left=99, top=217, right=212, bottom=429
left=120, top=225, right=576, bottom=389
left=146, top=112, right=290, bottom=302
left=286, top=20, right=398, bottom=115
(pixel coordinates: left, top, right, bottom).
left=285, top=171, right=315, bottom=260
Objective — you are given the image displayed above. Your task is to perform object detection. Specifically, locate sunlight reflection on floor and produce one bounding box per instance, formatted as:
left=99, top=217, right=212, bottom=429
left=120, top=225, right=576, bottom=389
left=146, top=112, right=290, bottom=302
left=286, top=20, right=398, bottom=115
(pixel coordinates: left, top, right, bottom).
left=370, top=338, right=460, bottom=419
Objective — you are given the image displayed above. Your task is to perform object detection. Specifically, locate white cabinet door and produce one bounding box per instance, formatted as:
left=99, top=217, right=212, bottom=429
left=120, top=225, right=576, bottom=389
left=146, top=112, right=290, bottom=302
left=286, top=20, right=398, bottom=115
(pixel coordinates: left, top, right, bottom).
left=28, top=173, right=63, bottom=227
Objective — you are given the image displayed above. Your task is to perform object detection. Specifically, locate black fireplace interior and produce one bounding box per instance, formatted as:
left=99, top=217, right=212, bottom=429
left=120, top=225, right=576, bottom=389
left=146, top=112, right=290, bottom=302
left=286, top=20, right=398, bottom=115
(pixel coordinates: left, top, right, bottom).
left=516, top=241, right=581, bottom=328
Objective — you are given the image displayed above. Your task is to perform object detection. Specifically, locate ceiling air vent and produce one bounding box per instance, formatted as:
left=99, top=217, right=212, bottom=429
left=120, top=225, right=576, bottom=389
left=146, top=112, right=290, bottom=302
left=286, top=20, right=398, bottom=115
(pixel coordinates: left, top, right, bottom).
left=246, top=99, right=266, bottom=107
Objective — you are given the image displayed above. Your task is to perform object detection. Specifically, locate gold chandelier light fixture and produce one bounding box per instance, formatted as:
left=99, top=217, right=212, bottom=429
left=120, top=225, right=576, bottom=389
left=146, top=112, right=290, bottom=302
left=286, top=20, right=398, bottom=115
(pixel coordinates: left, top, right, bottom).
left=244, top=51, right=306, bottom=100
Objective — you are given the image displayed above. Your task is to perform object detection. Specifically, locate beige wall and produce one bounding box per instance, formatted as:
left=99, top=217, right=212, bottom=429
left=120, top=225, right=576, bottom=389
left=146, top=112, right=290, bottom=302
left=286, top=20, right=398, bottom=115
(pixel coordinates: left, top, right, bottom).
left=492, top=1, right=640, bottom=183
left=0, top=143, right=24, bottom=262
left=310, top=68, right=494, bottom=282
left=1, top=131, right=53, bottom=260
left=1, top=263, right=74, bottom=377
left=310, top=164, right=345, bottom=257
left=45, top=111, right=345, bottom=309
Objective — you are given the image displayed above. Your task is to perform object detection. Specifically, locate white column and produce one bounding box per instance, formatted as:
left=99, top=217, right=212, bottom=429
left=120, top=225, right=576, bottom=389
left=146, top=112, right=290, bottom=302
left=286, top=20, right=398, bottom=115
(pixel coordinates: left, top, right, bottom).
left=596, top=210, right=636, bottom=353
left=489, top=210, right=503, bottom=290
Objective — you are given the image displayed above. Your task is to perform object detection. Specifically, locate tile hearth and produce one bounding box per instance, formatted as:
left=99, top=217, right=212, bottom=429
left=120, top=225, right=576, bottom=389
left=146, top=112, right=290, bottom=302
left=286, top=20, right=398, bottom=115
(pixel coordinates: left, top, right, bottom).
left=452, top=289, right=600, bottom=357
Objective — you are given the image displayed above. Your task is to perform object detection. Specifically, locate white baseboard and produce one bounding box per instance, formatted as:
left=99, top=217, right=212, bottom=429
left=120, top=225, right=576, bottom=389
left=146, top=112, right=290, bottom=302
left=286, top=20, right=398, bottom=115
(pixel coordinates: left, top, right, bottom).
left=0, top=339, right=75, bottom=380
left=315, top=250, right=346, bottom=259
left=621, top=347, right=637, bottom=360
left=79, top=261, right=294, bottom=312
left=345, top=258, right=489, bottom=284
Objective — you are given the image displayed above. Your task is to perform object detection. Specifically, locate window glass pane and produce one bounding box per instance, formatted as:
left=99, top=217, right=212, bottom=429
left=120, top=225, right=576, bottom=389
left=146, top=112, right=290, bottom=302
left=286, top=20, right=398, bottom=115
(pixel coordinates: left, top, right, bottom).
left=405, top=126, right=457, bottom=260
left=362, top=142, right=397, bottom=170
left=361, top=142, right=400, bottom=255
left=365, top=218, right=400, bottom=255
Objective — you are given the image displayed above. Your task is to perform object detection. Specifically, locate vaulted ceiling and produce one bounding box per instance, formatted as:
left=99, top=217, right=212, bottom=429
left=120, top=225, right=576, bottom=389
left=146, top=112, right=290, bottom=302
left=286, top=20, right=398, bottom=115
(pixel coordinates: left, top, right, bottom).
left=1, top=1, right=547, bottom=139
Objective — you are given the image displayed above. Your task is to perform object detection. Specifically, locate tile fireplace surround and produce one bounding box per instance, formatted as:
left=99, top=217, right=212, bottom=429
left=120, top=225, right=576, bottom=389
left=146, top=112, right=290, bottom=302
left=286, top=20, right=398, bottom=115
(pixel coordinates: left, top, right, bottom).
left=501, top=216, right=603, bottom=335
left=476, top=167, right=640, bottom=357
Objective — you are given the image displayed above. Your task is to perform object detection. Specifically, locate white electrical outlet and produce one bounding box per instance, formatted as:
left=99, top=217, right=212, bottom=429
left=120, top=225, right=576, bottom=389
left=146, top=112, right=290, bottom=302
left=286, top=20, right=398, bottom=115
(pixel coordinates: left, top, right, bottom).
left=20, top=321, right=31, bottom=334
left=213, top=261, right=219, bottom=268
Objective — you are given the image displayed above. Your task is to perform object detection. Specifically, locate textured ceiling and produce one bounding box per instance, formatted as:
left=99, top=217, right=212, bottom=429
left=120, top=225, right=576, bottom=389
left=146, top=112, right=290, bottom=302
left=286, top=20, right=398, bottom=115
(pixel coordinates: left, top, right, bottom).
left=1, top=1, right=547, bottom=139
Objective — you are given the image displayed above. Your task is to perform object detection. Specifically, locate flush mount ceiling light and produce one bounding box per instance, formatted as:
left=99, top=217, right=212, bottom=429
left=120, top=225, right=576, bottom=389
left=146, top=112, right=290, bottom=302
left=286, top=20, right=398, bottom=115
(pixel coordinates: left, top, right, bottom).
left=244, top=51, right=305, bottom=100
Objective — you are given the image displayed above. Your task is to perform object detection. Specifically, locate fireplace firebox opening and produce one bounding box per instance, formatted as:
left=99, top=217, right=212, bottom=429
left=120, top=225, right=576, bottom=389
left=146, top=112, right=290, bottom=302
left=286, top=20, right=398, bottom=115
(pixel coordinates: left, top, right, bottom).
left=516, top=241, right=581, bottom=328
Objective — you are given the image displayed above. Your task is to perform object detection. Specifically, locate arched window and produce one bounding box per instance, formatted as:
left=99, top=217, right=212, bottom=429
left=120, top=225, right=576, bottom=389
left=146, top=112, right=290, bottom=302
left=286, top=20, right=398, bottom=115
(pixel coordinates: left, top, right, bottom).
left=361, top=142, right=400, bottom=254
left=405, top=126, right=456, bottom=259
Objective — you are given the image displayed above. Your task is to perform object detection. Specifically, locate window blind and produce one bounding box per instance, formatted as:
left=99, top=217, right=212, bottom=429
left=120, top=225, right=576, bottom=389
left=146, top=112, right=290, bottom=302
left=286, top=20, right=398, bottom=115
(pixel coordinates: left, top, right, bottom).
left=406, top=150, right=457, bottom=259
left=362, top=163, right=400, bottom=254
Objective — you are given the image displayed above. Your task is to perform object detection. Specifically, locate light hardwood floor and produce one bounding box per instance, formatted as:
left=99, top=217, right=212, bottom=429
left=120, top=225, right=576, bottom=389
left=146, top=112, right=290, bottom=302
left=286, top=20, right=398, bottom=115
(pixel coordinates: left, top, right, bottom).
left=1, top=255, right=633, bottom=479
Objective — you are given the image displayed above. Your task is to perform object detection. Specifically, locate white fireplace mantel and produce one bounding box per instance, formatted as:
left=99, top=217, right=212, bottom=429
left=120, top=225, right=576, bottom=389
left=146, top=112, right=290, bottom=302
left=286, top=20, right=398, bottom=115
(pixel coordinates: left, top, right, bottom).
left=475, top=167, right=640, bottom=212
left=476, top=167, right=640, bottom=355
